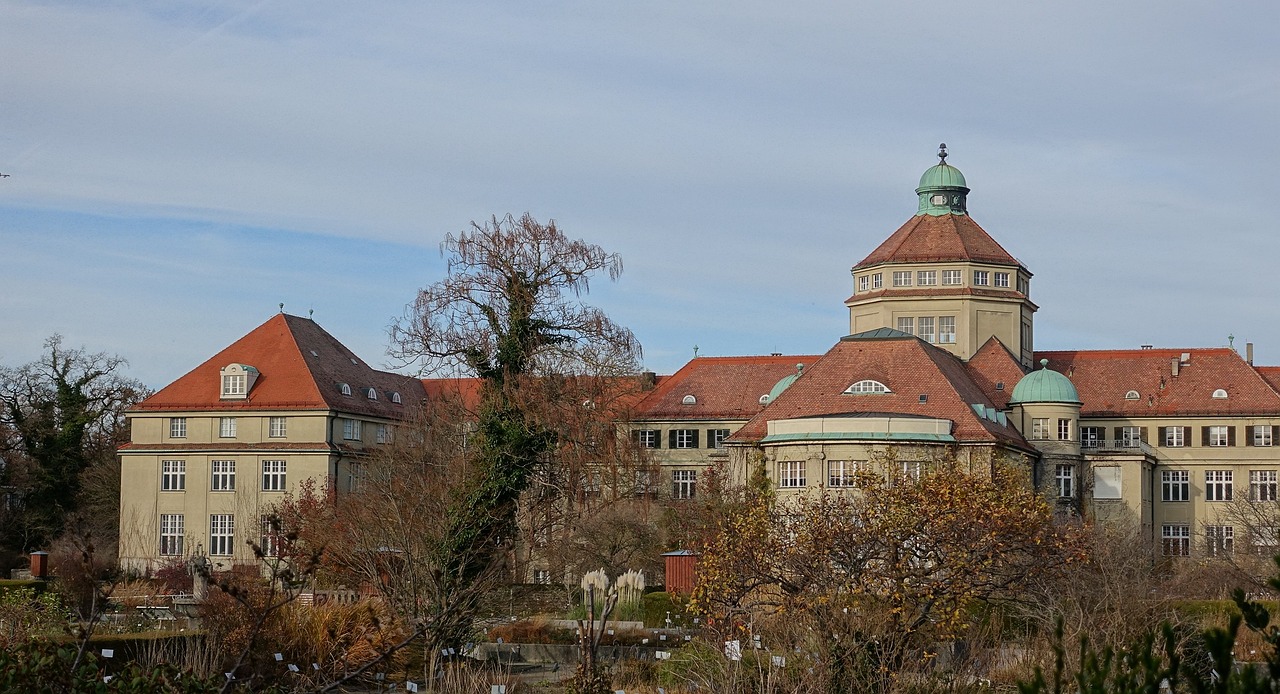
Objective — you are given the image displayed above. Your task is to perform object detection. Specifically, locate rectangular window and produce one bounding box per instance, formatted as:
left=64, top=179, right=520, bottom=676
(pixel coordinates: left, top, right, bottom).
left=857, top=275, right=869, bottom=292
left=1080, top=427, right=1103, bottom=448
left=1255, top=425, right=1274, bottom=447
left=973, top=270, right=989, bottom=286
left=209, top=514, right=235, bottom=556
left=778, top=461, right=806, bottom=488
left=633, top=468, right=657, bottom=498
left=871, top=273, right=882, bottom=289
left=1162, top=524, right=1190, bottom=557
left=942, top=270, right=962, bottom=286
left=827, top=460, right=861, bottom=488
left=1164, top=427, right=1186, bottom=447
left=1206, top=525, right=1235, bottom=557
left=376, top=424, right=391, bottom=444
left=1251, top=470, right=1278, bottom=502
left=1120, top=426, right=1142, bottom=447
left=709, top=429, right=730, bottom=449
left=671, top=429, right=699, bottom=449
left=672, top=470, right=697, bottom=500
left=1018, top=277, right=1030, bottom=295
left=896, top=317, right=914, bottom=335
left=900, top=460, right=923, bottom=482
left=1057, top=418, right=1072, bottom=441
left=261, top=517, right=281, bottom=558
left=533, top=569, right=552, bottom=585
left=219, top=417, right=237, bottom=438
left=1255, top=527, right=1280, bottom=555
left=937, top=316, right=956, bottom=344
left=917, top=270, right=936, bottom=286
left=1055, top=464, right=1074, bottom=498
left=348, top=462, right=363, bottom=492
left=262, top=460, right=286, bottom=491
left=1031, top=418, right=1049, bottom=440
left=994, top=272, right=1010, bottom=288
left=211, top=460, right=236, bottom=491
left=222, top=374, right=246, bottom=397
left=161, top=460, right=185, bottom=491
left=633, top=430, right=659, bottom=449
left=917, top=317, right=935, bottom=343
left=159, top=514, right=184, bottom=556
left=1094, top=466, right=1122, bottom=499
left=342, top=418, right=362, bottom=441
left=1162, top=470, right=1190, bottom=502
left=269, top=417, right=287, bottom=438
left=1208, top=425, right=1231, bottom=447
left=169, top=417, right=187, bottom=439
left=1205, top=470, right=1233, bottom=502
left=892, top=271, right=912, bottom=287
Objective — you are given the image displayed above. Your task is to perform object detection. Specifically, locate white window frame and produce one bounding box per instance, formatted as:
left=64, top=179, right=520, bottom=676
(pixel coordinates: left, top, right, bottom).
left=1165, top=427, right=1185, bottom=447
left=1054, top=464, right=1074, bottom=498
left=219, top=417, right=237, bottom=438
left=269, top=416, right=287, bottom=438
left=342, top=418, right=362, bottom=441
left=778, top=461, right=806, bottom=488
left=211, top=460, right=235, bottom=491
left=871, top=273, right=882, bottom=289
left=1255, top=425, right=1274, bottom=447
left=896, top=317, right=915, bottom=335
left=222, top=374, right=246, bottom=397
left=1205, top=470, right=1233, bottom=502
left=376, top=424, right=391, bottom=444
left=1080, top=427, right=1102, bottom=448
left=937, top=316, right=956, bottom=344
left=1057, top=418, right=1072, bottom=441
left=1162, top=470, right=1190, bottom=502
left=892, top=271, right=912, bottom=287
left=993, top=272, right=1010, bottom=288
left=210, top=514, right=235, bottom=556
left=262, top=460, right=286, bottom=492
left=261, top=517, right=282, bottom=558
left=710, top=429, right=730, bottom=449
left=533, top=569, right=552, bottom=585
left=917, top=316, right=935, bottom=343
left=1120, top=426, right=1142, bottom=447
left=1251, top=470, right=1278, bottom=502
left=159, top=514, right=184, bottom=556
left=1031, top=418, right=1049, bottom=440
left=348, top=462, right=363, bottom=492
left=1206, top=525, right=1234, bottom=557
left=672, top=470, right=697, bottom=500
left=942, top=269, right=962, bottom=286
left=828, top=460, right=860, bottom=488
left=673, top=429, right=697, bottom=449
left=1255, top=526, right=1280, bottom=555
left=845, top=379, right=891, bottom=394
left=973, top=270, right=989, bottom=286
left=161, top=460, right=185, bottom=491
left=1162, top=524, right=1190, bottom=557
left=169, top=417, right=186, bottom=439
left=1209, top=425, right=1230, bottom=447
left=634, top=430, right=659, bottom=449
left=916, top=270, right=936, bottom=286
left=857, top=275, right=869, bottom=292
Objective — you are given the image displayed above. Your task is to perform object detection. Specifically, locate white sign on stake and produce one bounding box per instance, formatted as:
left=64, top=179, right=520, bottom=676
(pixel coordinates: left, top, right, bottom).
left=684, top=635, right=692, bottom=641
left=225, top=673, right=235, bottom=680
left=406, top=681, right=418, bottom=692
left=101, top=649, right=114, bottom=658
left=274, top=653, right=283, bottom=662
left=312, top=663, right=320, bottom=670
left=491, top=685, right=507, bottom=694
left=656, top=651, right=671, bottom=660
left=607, top=629, right=614, bottom=635
left=103, top=676, right=113, bottom=684
left=659, top=634, right=666, bottom=641
left=771, top=655, right=786, bottom=667
left=288, top=664, right=299, bottom=673
left=724, top=640, right=742, bottom=661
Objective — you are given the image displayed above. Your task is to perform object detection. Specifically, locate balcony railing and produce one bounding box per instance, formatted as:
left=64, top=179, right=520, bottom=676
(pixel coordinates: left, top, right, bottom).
left=1081, top=439, right=1156, bottom=456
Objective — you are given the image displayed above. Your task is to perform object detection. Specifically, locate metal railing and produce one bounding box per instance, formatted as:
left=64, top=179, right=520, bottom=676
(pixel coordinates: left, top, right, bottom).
left=1081, top=439, right=1156, bottom=456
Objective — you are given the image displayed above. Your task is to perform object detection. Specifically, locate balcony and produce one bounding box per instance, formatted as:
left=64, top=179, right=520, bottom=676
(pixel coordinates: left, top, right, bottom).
left=1081, top=438, right=1156, bottom=456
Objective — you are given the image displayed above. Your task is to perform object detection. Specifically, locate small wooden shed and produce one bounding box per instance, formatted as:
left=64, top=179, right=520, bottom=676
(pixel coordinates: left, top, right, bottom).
left=662, top=549, right=699, bottom=594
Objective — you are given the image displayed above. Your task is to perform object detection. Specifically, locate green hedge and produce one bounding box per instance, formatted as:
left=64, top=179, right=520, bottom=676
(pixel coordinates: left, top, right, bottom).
left=0, top=579, right=50, bottom=597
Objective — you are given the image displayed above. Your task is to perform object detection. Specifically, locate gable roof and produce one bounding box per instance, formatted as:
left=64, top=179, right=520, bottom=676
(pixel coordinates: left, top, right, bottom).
left=1038, top=348, right=1280, bottom=417
left=966, top=336, right=1028, bottom=409
left=132, top=314, right=424, bottom=418
left=730, top=334, right=1027, bottom=447
left=633, top=355, right=821, bottom=421
left=854, top=214, right=1023, bottom=269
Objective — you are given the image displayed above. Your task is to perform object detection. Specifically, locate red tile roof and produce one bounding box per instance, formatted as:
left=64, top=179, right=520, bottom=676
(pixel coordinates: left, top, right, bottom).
left=633, top=355, right=822, bottom=421
left=730, top=335, right=1028, bottom=447
left=966, top=337, right=1028, bottom=409
left=1257, top=366, right=1280, bottom=394
left=132, top=314, right=424, bottom=418
left=1037, top=348, right=1280, bottom=417
left=854, top=214, right=1023, bottom=269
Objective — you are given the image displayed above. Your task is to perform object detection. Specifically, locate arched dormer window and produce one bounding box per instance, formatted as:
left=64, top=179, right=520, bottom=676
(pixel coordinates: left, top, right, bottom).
left=1124, top=390, right=1140, bottom=400
left=391, top=392, right=402, bottom=404
left=682, top=395, right=697, bottom=405
left=366, top=388, right=378, bottom=400
left=219, top=363, right=258, bottom=400
left=1212, top=388, right=1228, bottom=399
left=339, top=383, right=352, bottom=396
left=844, top=380, right=891, bottom=395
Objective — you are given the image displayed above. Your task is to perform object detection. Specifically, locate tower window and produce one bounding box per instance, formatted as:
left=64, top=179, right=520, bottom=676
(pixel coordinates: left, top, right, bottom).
left=892, top=271, right=912, bottom=287
left=942, top=270, right=962, bottom=286
left=994, top=272, right=1010, bottom=288
left=917, top=270, right=936, bottom=286
left=973, top=270, right=989, bottom=286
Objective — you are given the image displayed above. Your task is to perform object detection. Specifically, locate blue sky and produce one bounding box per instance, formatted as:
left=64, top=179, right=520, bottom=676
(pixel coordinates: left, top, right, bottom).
left=2, top=1, right=1279, bottom=388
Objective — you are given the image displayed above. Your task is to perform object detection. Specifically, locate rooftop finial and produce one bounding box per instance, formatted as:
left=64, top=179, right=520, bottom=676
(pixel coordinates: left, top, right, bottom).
left=278, top=302, right=284, bottom=313
left=937, top=143, right=948, bottom=163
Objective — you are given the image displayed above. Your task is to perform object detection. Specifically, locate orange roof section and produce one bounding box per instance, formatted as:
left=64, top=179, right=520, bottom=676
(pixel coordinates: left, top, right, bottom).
left=854, top=214, right=1023, bottom=269
left=634, top=355, right=822, bottom=420
left=731, top=335, right=1028, bottom=447
left=132, top=313, right=424, bottom=418
left=1038, top=348, right=1280, bottom=417
left=966, top=337, right=1028, bottom=409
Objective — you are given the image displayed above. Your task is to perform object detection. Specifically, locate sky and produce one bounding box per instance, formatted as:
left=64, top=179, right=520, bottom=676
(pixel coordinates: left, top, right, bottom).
left=2, top=1, right=1279, bottom=389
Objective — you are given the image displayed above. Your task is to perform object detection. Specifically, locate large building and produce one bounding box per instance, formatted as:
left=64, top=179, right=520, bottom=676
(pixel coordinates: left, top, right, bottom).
left=120, top=148, right=1280, bottom=571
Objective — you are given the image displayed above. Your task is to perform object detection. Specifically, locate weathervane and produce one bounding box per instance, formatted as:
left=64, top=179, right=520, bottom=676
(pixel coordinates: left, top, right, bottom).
left=693, top=345, right=699, bottom=358
left=938, top=143, right=948, bottom=163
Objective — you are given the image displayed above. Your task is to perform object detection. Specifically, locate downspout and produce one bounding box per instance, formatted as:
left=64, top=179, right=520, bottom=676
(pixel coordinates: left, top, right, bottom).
left=327, top=413, right=338, bottom=495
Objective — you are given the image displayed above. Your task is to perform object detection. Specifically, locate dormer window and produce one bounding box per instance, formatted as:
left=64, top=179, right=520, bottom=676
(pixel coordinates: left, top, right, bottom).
left=682, top=395, right=697, bottom=405
left=1212, top=388, right=1229, bottom=399
left=219, top=363, right=258, bottom=400
left=391, top=392, right=402, bottom=404
left=845, top=380, right=891, bottom=395
left=366, top=388, right=378, bottom=400
left=339, top=383, right=352, bottom=396
left=1124, top=390, right=1140, bottom=400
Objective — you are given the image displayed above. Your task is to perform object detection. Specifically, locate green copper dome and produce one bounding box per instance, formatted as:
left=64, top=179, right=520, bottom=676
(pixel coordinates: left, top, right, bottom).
left=767, top=364, right=806, bottom=402
left=1010, top=360, right=1081, bottom=405
left=915, top=143, right=970, bottom=216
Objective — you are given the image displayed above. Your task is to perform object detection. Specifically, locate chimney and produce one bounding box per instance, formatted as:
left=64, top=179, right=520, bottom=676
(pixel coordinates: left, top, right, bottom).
left=1171, top=358, right=1180, bottom=378
left=1247, top=342, right=1255, bottom=366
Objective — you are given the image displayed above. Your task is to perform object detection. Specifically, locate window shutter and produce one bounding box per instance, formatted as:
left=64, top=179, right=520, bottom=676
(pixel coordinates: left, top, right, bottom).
left=1201, top=427, right=1210, bottom=447
left=668, top=430, right=677, bottom=449
left=691, top=430, right=700, bottom=448
left=1140, top=427, right=1148, bottom=443
left=1183, top=427, right=1192, bottom=446
left=1273, top=425, right=1279, bottom=443
left=1113, top=427, right=1123, bottom=443
left=1158, top=427, right=1168, bottom=446
left=706, top=430, right=714, bottom=449
left=1247, top=426, right=1255, bottom=446
left=1228, top=426, right=1236, bottom=446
